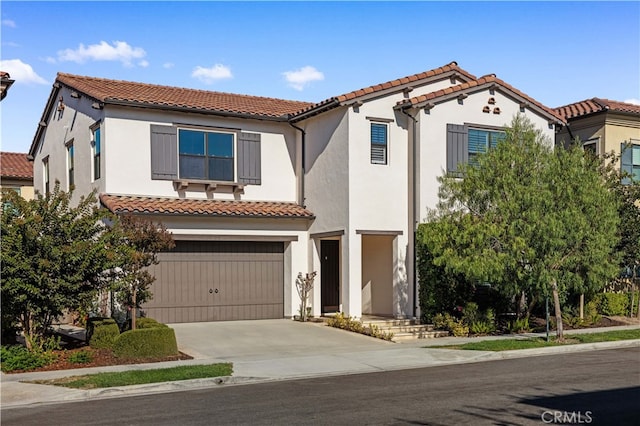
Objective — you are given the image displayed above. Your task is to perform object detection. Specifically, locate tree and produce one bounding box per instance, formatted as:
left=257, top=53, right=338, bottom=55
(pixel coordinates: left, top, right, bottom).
left=1, top=184, right=120, bottom=349
left=420, top=115, right=620, bottom=341
left=110, top=215, right=174, bottom=330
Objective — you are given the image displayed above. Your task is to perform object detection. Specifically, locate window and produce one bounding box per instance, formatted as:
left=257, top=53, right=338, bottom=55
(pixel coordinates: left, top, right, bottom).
left=621, top=142, right=640, bottom=184
left=446, top=124, right=505, bottom=174
left=178, top=129, right=234, bottom=181
left=468, top=128, right=505, bottom=166
left=43, top=157, right=50, bottom=195
left=92, top=126, right=101, bottom=180
left=370, top=123, right=388, bottom=165
left=582, top=137, right=599, bottom=157
left=67, top=143, right=74, bottom=188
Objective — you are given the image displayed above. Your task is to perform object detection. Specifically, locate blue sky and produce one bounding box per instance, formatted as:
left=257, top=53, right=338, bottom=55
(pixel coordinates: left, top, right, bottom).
left=1, top=1, right=639, bottom=153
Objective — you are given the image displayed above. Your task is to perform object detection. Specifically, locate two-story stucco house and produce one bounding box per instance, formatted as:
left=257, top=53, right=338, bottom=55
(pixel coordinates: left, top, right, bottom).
left=0, top=152, right=34, bottom=200
left=554, top=98, right=640, bottom=183
left=28, top=62, right=562, bottom=323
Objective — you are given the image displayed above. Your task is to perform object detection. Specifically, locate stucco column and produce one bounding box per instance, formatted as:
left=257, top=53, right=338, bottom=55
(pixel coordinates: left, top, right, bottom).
left=344, top=232, right=362, bottom=318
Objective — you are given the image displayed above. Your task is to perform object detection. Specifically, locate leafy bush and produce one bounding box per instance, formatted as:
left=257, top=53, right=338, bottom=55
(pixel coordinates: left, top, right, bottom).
left=87, top=318, right=120, bottom=349
left=68, top=349, right=93, bottom=364
left=470, top=320, right=494, bottom=335
left=432, top=313, right=469, bottom=337
left=113, top=327, right=178, bottom=359
left=506, top=316, right=531, bottom=334
left=594, top=293, right=629, bottom=316
left=0, top=345, right=56, bottom=372
left=120, top=317, right=168, bottom=332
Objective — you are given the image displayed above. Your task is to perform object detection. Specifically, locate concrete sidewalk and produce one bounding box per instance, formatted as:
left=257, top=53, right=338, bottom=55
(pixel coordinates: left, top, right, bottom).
left=2, top=323, right=639, bottom=409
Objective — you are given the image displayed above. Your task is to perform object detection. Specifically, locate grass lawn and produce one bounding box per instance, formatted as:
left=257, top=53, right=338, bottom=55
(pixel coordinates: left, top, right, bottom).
left=31, top=363, right=233, bottom=389
left=439, top=329, right=640, bottom=351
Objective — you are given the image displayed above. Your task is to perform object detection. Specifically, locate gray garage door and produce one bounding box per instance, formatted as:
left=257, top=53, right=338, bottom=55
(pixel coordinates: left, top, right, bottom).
left=143, top=241, right=284, bottom=323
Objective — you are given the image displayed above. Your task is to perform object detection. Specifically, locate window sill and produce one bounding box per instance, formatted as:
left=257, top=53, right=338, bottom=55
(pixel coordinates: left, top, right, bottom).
left=173, top=179, right=245, bottom=194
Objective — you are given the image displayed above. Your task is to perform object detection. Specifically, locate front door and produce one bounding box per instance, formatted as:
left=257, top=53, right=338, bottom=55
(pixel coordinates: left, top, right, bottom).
left=321, top=240, right=340, bottom=314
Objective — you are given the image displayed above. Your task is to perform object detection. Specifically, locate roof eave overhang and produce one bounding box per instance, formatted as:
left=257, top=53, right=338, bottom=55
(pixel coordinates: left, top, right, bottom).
left=28, top=82, right=61, bottom=158
left=103, top=99, right=291, bottom=122
left=397, top=82, right=564, bottom=125
left=105, top=210, right=315, bottom=220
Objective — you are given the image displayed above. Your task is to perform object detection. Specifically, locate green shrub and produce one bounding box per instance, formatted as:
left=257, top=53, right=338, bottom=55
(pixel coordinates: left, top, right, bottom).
left=470, top=320, right=494, bottom=335
left=113, top=327, right=178, bottom=359
left=120, top=317, right=168, bottom=332
left=68, top=349, right=93, bottom=364
left=432, top=313, right=469, bottom=337
left=594, top=293, right=629, bottom=316
left=0, top=345, right=55, bottom=372
left=506, top=316, right=531, bottom=334
left=87, top=318, right=120, bottom=349
left=462, top=302, right=479, bottom=325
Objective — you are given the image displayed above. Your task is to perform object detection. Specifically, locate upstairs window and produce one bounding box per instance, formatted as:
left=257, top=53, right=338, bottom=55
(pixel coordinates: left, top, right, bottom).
left=370, top=122, right=388, bottom=165
left=468, top=128, right=506, bottom=167
left=43, top=157, right=50, bottom=195
left=447, top=124, right=505, bottom=174
left=179, top=129, right=234, bottom=181
left=92, top=126, right=101, bottom=180
left=582, top=137, right=599, bottom=156
left=621, top=142, right=640, bottom=184
left=67, top=143, right=74, bottom=189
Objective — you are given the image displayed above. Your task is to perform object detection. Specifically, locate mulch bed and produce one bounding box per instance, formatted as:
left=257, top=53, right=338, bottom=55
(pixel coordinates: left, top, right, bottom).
left=5, top=337, right=192, bottom=374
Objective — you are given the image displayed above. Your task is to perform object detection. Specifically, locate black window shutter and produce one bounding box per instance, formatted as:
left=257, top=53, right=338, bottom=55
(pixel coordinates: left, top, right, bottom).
left=150, top=125, right=178, bottom=180
left=237, top=132, right=261, bottom=185
left=446, top=123, right=468, bottom=175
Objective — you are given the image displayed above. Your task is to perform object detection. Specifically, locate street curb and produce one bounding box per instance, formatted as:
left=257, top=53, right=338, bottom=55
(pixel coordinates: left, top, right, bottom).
left=1, top=339, right=638, bottom=409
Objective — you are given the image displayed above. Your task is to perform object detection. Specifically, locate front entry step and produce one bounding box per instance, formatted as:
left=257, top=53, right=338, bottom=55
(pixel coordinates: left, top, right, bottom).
left=360, top=317, right=450, bottom=342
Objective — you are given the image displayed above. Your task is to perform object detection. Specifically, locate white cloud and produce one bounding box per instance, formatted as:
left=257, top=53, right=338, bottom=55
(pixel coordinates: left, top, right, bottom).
left=282, top=66, right=324, bottom=91
left=191, top=64, right=233, bottom=84
left=56, top=41, right=146, bottom=67
left=163, top=62, right=175, bottom=69
left=0, top=59, right=48, bottom=85
left=2, top=19, right=16, bottom=28
left=623, top=98, right=640, bottom=105
left=138, top=59, right=149, bottom=68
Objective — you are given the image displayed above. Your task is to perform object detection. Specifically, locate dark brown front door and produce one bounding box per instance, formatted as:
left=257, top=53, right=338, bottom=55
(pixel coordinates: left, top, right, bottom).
left=321, top=240, right=340, bottom=313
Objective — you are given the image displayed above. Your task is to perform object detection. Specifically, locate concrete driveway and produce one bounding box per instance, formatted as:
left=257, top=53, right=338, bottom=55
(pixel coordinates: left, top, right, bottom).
left=169, top=319, right=392, bottom=361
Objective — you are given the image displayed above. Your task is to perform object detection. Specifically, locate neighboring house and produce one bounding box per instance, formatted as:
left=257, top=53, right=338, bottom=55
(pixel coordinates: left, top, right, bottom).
left=0, top=152, right=34, bottom=200
left=1, top=71, right=15, bottom=101
left=28, top=62, right=561, bottom=323
left=554, top=98, right=640, bottom=183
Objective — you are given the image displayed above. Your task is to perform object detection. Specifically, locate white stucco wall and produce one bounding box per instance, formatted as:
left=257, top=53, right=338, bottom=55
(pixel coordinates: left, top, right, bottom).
left=417, top=88, right=556, bottom=220
left=31, top=86, right=104, bottom=202
left=103, top=107, right=298, bottom=203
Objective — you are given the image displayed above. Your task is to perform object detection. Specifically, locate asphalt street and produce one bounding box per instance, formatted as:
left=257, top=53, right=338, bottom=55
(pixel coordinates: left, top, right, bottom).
left=2, top=347, right=638, bottom=426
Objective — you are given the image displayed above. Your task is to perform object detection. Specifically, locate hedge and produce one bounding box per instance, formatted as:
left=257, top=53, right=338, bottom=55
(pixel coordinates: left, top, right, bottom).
left=113, top=327, right=179, bottom=359
left=86, top=318, right=120, bottom=349
left=594, top=293, right=629, bottom=316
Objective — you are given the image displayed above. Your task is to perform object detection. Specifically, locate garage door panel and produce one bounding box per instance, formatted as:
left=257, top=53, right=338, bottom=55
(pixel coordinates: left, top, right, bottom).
left=145, top=241, right=284, bottom=323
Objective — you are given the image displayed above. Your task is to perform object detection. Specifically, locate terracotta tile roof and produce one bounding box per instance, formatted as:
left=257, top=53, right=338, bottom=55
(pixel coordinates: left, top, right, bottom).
left=0, top=152, right=33, bottom=180
left=56, top=73, right=314, bottom=119
left=396, top=74, right=563, bottom=123
left=554, top=98, right=640, bottom=121
left=99, top=194, right=315, bottom=219
left=293, top=61, right=476, bottom=118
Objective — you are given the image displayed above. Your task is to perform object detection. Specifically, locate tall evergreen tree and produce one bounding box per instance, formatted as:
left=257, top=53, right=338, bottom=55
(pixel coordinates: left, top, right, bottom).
left=420, top=115, right=620, bottom=340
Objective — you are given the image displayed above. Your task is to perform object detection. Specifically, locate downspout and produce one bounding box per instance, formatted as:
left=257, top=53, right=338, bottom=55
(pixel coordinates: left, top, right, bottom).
left=289, top=121, right=306, bottom=207
left=400, top=106, right=418, bottom=319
